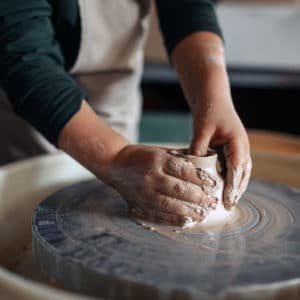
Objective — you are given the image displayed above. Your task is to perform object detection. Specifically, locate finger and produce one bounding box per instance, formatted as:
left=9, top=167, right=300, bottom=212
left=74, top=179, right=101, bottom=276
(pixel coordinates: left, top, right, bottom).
left=155, top=174, right=218, bottom=207
left=130, top=205, right=184, bottom=225
left=190, top=127, right=214, bottom=156
left=223, top=165, right=241, bottom=210
left=228, top=157, right=252, bottom=208
left=238, top=157, right=252, bottom=196
left=131, top=206, right=198, bottom=227
left=145, top=192, right=213, bottom=221
left=163, top=156, right=217, bottom=188
left=224, top=135, right=247, bottom=168
left=223, top=137, right=250, bottom=210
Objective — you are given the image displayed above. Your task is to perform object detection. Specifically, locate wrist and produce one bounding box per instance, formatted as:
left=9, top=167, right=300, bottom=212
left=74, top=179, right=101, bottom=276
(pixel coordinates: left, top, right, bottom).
left=58, top=100, right=130, bottom=179
left=188, top=69, right=232, bottom=113
left=99, top=143, right=136, bottom=188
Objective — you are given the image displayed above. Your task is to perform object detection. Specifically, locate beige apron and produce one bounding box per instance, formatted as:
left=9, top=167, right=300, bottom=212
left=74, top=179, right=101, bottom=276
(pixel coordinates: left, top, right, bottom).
left=0, top=0, right=150, bottom=166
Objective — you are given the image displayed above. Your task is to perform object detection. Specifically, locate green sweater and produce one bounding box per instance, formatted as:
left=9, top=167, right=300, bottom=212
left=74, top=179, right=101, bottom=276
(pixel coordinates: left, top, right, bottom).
left=0, top=0, right=222, bottom=145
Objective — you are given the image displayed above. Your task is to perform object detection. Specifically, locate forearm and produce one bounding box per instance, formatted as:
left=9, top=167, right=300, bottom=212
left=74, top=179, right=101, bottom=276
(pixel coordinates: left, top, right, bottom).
left=58, top=100, right=129, bottom=180
left=172, top=32, right=232, bottom=112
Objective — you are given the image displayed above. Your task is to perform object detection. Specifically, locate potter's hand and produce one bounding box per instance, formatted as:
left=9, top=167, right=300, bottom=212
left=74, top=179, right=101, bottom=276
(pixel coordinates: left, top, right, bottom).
left=171, top=32, right=252, bottom=210
left=190, top=101, right=252, bottom=210
left=107, top=145, right=218, bottom=225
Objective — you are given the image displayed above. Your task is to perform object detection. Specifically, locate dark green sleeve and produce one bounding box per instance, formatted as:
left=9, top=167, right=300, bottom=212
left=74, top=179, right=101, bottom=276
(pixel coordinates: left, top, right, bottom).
left=155, top=0, right=223, bottom=56
left=0, top=0, right=86, bottom=145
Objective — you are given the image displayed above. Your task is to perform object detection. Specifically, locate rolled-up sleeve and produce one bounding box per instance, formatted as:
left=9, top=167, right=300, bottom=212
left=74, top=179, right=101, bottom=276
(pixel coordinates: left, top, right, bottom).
left=0, top=0, right=86, bottom=145
left=155, top=0, right=223, bottom=56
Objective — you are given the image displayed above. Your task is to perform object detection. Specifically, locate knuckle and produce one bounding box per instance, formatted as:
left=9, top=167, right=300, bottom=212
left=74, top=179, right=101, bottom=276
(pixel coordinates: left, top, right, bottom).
left=166, top=157, right=175, bottom=167
left=143, top=167, right=154, bottom=181
left=164, top=157, right=190, bottom=178
left=159, top=197, right=170, bottom=210
left=151, top=151, right=163, bottom=165
left=157, top=174, right=169, bottom=187
left=144, top=169, right=163, bottom=186
left=173, top=181, right=195, bottom=199
left=180, top=163, right=189, bottom=177
left=196, top=193, right=206, bottom=204
left=165, top=157, right=178, bottom=173
left=173, top=182, right=185, bottom=197
left=184, top=182, right=194, bottom=196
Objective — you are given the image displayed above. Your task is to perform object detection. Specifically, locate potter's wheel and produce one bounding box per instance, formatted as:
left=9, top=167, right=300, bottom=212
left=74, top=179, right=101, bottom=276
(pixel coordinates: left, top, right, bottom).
left=32, top=179, right=300, bottom=300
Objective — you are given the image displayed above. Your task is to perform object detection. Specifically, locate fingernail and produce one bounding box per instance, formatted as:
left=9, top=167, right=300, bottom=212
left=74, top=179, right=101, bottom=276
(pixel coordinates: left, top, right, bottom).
left=190, top=145, right=206, bottom=156
left=224, top=204, right=233, bottom=211
left=223, top=198, right=233, bottom=211
left=208, top=195, right=218, bottom=204
left=225, top=198, right=237, bottom=211
left=189, top=149, right=199, bottom=156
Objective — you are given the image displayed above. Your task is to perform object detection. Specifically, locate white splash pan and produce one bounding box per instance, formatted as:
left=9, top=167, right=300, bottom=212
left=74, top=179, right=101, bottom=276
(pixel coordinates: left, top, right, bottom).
left=0, top=146, right=300, bottom=300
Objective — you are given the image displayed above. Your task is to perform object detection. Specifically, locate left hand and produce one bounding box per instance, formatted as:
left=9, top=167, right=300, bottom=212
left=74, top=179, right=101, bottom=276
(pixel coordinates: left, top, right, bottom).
left=190, top=95, right=252, bottom=210
left=172, top=32, right=252, bottom=210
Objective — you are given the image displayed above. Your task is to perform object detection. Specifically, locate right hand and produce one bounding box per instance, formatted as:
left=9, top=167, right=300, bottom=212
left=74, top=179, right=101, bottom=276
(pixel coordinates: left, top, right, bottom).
left=104, top=144, right=219, bottom=226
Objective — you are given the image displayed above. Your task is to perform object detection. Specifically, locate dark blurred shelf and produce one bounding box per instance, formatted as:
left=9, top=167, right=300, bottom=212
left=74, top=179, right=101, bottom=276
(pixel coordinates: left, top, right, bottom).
left=142, top=63, right=300, bottom=135
left=143, top=63, right=300, bottom=90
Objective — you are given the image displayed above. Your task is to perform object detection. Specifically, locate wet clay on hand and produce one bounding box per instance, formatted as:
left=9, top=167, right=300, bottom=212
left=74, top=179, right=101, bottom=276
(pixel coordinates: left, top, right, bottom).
left=167, top=148, right=230, bottom=228
left=106, top=145, right=218, bottom=228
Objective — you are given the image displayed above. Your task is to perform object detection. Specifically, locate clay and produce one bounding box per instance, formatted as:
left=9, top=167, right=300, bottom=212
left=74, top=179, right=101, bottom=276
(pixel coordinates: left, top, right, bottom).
left=168, top=148, right=231, bottom=227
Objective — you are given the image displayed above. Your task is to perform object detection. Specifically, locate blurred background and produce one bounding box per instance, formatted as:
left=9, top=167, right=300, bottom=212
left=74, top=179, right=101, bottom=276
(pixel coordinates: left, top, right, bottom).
left=140, top=0, right=300, bottom=144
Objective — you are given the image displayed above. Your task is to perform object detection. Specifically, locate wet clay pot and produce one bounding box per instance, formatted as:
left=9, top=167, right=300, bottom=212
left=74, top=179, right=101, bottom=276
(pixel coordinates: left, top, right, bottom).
left=170, top=148, right=225, bottom=206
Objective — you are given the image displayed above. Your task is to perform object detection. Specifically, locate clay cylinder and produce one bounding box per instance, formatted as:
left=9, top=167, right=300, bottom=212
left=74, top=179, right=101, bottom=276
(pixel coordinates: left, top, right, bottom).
left=171, top=148, right=225, bottom=204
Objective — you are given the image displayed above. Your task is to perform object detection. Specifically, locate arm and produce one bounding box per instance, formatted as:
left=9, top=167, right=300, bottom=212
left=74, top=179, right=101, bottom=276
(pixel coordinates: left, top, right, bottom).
left=0, top=1, right=216, bottom=225
left=0, top=0, right=85, bottom=144
left=156, top=1, right=252, bottom=210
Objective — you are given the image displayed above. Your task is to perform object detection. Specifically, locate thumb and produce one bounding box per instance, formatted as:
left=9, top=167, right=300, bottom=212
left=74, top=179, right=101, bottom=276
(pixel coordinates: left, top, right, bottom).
left=223, top=136, right=248, bottom=210
left=189, top=127, right=214, bottom=156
